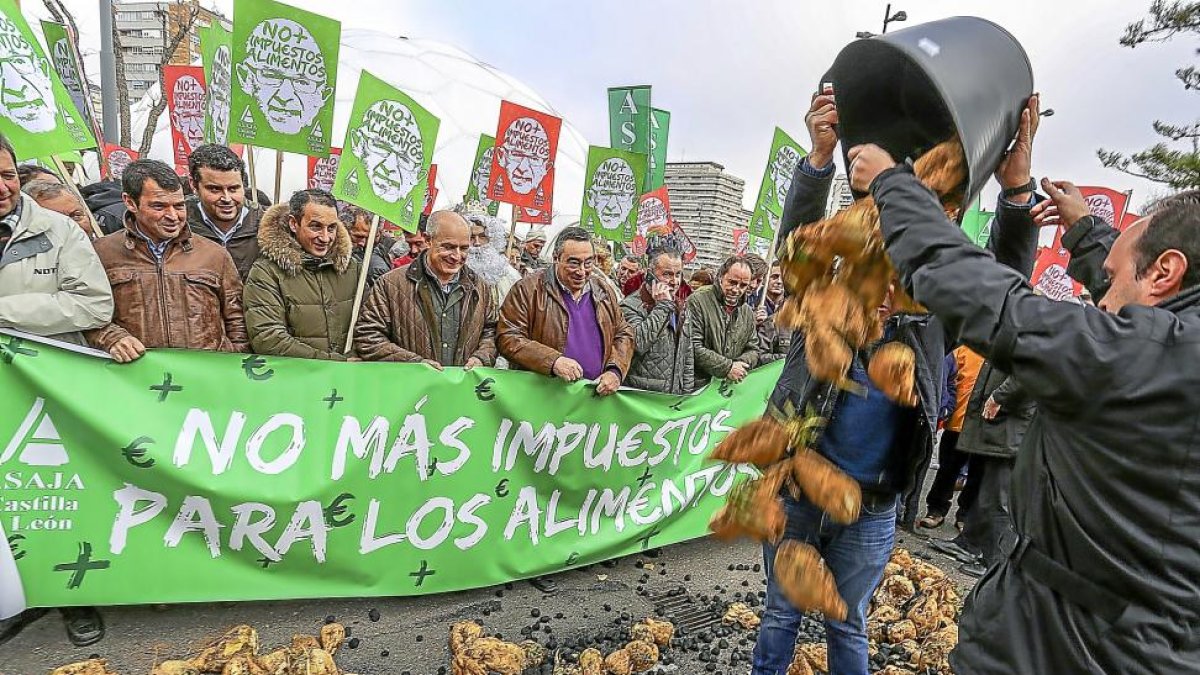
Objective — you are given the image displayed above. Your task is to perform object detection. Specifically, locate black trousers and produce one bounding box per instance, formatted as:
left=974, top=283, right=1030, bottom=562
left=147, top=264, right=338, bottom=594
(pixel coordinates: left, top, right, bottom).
left=924, top=431, right=984, bottom=521
left=960, top=456, right=1015, bottom=565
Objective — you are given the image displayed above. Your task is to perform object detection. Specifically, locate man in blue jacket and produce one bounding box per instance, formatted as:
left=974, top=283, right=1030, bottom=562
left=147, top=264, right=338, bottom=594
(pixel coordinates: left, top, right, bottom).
left=752, top=93, right=1041, bottom=675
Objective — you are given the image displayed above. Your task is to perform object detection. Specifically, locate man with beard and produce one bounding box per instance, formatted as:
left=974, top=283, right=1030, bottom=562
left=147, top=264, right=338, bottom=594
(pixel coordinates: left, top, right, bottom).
left=186, top=144, right=261, bottom=280
left=459, top=204, right=521, bottom=304
left=620, top=244, right=693, bottom=394
left=354, top=210, right=496, bottom=369
left=244, top=189, right=359, bottom=360
left=687, top=255, right=758, bottom=390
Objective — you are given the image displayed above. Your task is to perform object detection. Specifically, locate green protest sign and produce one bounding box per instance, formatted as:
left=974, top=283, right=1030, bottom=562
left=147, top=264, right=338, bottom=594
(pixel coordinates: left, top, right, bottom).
left=608, top=85, right=651, bottom=154
left=648, top=108, right=670, bottom=190
left=0, top=1, right=94, bottom=160
left=581, top=146, right=647, bottom=243
left=961, top=198, right=993, bottom=247
left=0, top=332, right=776, bottom=609
left=464, top=134, right=500, bottom=216
left=39, top=21, right=95, bottom=136
left=200, top=22, right=234, bottom=146
left=332, top=71, right=439, bottom=233
left=229, top=0, right=340, bottom=155
left=748, top=127, right=806, bottom=240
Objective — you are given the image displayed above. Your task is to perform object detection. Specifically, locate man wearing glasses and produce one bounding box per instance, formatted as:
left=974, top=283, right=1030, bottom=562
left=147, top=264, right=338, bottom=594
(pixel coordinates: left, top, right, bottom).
left=687, top=255, right=758, bottom=390
left=498, top=225, right=633, bottom=395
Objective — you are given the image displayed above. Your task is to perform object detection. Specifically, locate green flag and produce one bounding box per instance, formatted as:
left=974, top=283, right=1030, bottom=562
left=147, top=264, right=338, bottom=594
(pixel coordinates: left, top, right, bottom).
left=0, top=334, right=774, bottom=608
left=39, top=21, right=95, bottom=137
left=648, top=108, right=670, bottom=190
left=229, top=0, right=340, bottom=155
left=608, top=85, right=652, bottom=154
left=961, top=198, right=993, bottom=247
left=581, top=146, right=648, bottom=242
left=464, top=134, right=500, bottom=216
left=0, top=1, right=94, bottom=160
left=332, top=71, right=439, bottom=233
left=748, top=127, right=806, bottom=240
left=199, top=22, right=234, bottom=146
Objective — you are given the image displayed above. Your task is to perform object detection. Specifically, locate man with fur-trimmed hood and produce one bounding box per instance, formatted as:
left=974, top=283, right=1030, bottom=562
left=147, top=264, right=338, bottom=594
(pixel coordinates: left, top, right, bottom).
left=243, top=189, right=361, bottom=360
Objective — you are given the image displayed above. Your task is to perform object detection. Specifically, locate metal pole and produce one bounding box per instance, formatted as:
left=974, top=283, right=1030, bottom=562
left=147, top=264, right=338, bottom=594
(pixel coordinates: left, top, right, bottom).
left=98, top=0, right=119, bottom=143
left=882, top=3, right=891, bottom=33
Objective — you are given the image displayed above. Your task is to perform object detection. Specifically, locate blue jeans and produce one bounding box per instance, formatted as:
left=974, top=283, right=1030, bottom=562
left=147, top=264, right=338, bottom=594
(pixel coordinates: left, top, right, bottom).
left=751, top=492, right=897, bottom=675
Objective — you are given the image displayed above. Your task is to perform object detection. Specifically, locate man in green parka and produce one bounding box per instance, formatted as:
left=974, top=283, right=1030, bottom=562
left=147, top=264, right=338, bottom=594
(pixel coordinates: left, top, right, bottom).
left=243, top=189, right=361, bottom=360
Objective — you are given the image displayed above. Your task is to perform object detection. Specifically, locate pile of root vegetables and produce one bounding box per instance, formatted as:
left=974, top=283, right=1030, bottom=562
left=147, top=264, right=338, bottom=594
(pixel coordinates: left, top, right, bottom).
left=51, top=623, right=351, bottom=675
left=449, top=617, right=674, bottom=675
left=707, top=138, right=969, bottom=624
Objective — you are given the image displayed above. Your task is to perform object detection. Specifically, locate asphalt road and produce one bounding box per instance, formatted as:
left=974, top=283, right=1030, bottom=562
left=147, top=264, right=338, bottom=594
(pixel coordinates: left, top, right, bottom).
left=0, top=520, right=972, bottom=675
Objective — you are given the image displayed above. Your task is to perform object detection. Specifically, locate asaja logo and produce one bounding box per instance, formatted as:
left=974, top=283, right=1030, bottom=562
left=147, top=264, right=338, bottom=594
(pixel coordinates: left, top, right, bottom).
left=1, top=398, right=69, bottom=467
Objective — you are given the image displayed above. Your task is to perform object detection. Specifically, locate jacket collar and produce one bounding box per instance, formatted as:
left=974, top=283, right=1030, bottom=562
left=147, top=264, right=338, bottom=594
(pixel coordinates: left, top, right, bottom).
left=187, top=197, right=260, bottom=240
left=406, top=250, right=481, bottom=292
left=1158, top=285, right=1200, bottom=314
left=256, top=203, right=352, bottom=276
left=121, top=210, right=193, bottom=253
left=543, top=266, right=609, bottom=306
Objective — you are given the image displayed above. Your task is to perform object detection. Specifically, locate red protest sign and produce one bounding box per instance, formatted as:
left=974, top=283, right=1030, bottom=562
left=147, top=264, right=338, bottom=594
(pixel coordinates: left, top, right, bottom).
left=631, top=186, right=673, bottom=257
left=1077, top=186, right=1131, bottom=229
left=1031, top=227, right=1083, bottom=301
left=1119, top=210, right=1141, bottom=231
left=487, top=101, right=561, bottom=211
left=516, top=206, right=552, bottom=225
left=102, top=144, right=139, bottom=180
left=666, top=221, right=697, bottom=263
left=307, top=147, right=341, bottom=192
left=423, top=164, right=439, bottom=216
left=163, top=65, right=207, bottom=177
left=732, top=228, right=750, bottom=255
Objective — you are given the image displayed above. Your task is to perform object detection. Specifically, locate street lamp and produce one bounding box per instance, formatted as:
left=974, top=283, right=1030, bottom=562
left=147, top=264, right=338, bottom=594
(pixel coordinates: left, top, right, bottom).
left=882, top=4, right=907, bottom=34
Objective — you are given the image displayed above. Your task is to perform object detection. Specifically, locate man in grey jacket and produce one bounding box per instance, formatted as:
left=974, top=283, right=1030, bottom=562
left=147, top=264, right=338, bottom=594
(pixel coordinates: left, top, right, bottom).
left=848, top=137, right=1200, bottom=673
left=619, top=244, right=693, bottom=393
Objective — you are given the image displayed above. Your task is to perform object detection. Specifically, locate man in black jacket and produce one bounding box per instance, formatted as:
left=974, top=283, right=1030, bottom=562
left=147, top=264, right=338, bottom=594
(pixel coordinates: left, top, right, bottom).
left=751, top=93, right=1040, bottom=675
left=847, top=135, right=1200, bottom=672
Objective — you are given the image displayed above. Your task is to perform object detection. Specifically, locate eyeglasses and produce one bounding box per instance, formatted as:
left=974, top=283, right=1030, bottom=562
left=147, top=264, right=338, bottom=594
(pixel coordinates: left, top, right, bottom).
left=561, top=257, right=595, bottom=271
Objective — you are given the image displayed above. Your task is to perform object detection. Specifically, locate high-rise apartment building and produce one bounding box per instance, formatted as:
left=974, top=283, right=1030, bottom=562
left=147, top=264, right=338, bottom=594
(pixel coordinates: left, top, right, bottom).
left=664, top=162, right=753, bottom=270
left=114, top=0, right=230, bottom=100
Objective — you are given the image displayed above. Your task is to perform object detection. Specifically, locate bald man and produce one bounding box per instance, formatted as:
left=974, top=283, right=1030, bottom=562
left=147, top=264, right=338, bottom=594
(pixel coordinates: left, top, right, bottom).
left=354, top=210, right=497, bottom=367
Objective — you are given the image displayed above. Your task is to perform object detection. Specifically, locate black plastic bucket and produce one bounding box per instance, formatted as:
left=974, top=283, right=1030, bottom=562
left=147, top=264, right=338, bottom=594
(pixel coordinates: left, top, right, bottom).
left=824, top=16, right=1034, bottom=212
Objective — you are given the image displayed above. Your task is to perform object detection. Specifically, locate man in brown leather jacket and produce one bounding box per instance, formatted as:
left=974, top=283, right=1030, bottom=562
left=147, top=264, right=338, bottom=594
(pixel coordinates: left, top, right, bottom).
left=87, top=159, right=248, bottom=362
left=354, top=210, right=496, bottom=368
left=498, top=226, right=633, bottom=395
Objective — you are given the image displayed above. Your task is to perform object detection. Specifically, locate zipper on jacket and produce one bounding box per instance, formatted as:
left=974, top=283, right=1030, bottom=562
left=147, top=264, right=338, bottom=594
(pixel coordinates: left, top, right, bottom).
left=156, top=252, right=171, bottom=345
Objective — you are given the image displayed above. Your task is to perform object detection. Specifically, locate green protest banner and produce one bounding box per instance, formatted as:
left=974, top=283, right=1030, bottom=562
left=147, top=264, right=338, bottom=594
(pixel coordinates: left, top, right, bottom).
left=0, top=1, right=94, bottom=160
left=229, top=0, right=340, bottom=156
left=39, top=21, right=95, bottom=136
left=961, top=198, right=993, bottom=247
left=464, top=133, right=500, bottom=216
left=748, top=127, right=806, bottom=240
left=648, top=108, right=670, bottom=190
left=200, top=22, right=234, bottom=146
left=608, top=86, right=652, bottom=154
left=331, top=71, right=439, bottom=233
left=581, top=146, right=647, bottom=243
left=0, top=332, right=776, bottom=610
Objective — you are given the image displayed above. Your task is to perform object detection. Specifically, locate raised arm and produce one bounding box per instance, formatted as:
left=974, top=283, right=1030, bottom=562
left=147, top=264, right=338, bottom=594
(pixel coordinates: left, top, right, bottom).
left=778, top=94, right=838, bottom=242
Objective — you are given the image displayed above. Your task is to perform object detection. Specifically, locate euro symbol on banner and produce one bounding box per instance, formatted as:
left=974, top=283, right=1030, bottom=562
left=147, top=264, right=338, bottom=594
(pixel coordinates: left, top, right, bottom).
left=475, top=378, right=496, bottom=401
left=241, top=355, right=274, bottom=381
left=121, top=436, right=155, bottom=468
left=565, top=551, right=580, bottom=566
left=494, top=479, right=509, bottom=497
left=323, top=493, right=355, bottom=528
left=719, top=379, right=735, bottom=399
left=7, top=533, right=25, bottom=561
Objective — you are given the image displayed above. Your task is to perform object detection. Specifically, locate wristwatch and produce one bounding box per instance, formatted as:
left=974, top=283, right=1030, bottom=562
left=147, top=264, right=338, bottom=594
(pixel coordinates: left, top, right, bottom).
left=1000, top=178, right=1036, bottom=199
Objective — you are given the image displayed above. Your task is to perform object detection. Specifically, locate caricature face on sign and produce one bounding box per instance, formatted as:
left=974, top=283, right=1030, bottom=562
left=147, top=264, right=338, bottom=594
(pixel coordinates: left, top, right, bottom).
left=472, top=147, right=494, bottom=202
left=50, top=40, right=79, bottom=96
left=209, top=45, right=232, bottom=143
left=736, top=230, right=750, bottom=253
left=108, top=150, right=133, bottom=179
left=235, top=19, right=331, bottom=134
left=638, top=196, right=669, bottom=235
left=587, top=157, right=637, bottom=231
left=496, top=117, right=551, bottom=195
left=0, top=16, right=57, bottom=133
left=171, top=74, right=206, bottom=153
left=1035, top=263, right=1075, bottom=302
left=769, top=144, right=801, bottom=207
left=349, top=99, right=424, bottom=203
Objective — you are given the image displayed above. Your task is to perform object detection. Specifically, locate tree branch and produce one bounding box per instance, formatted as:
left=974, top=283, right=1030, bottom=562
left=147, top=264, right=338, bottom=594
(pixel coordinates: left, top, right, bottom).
left=137, top=3, right=201, bottom=157
left=1120, top=1, right=1200, bottom=47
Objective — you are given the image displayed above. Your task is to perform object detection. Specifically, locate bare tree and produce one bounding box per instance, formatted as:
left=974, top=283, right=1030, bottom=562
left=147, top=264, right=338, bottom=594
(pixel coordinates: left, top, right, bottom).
left=136, top=2, right=201, bottom=156
left=110, top=3, right=133, bottom=148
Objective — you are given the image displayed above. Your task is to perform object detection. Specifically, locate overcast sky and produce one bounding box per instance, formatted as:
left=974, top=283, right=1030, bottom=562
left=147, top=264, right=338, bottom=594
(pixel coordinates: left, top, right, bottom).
left=35, top=0, right=1197, bottom=212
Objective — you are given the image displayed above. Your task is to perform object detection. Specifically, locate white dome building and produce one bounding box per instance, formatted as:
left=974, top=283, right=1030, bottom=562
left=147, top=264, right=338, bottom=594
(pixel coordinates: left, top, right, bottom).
left=129, top=28, right=590, bottom=239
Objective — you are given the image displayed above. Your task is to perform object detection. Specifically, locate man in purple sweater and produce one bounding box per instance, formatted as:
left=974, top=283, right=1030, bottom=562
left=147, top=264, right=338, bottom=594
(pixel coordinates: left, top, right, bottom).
left=499, top=226, right=634, bottom=392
